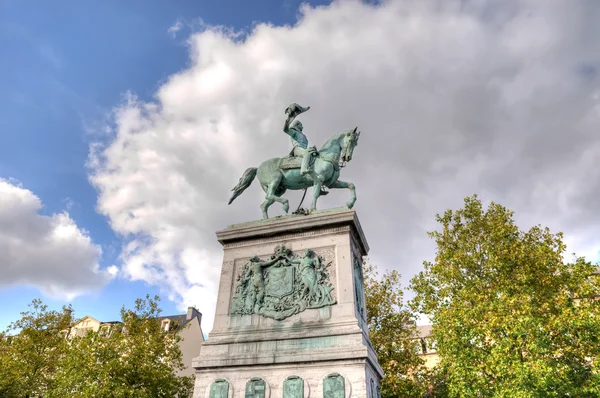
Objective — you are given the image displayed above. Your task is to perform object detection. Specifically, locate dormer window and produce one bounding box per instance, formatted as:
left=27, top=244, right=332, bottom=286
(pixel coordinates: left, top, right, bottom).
left=161, top=319, right=170, bottom=331
left=99, top=325, right=112, bottom=337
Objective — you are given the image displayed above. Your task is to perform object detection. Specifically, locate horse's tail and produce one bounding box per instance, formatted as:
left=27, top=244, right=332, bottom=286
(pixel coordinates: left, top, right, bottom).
left=228, top=167, right=257, bottom=205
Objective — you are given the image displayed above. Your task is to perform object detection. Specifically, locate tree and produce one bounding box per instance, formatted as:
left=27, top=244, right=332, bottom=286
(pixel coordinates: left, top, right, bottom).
left=410, top=195, right=600, bottom=397
left=0, top=295, right=193, bottom=398
left=0, top=299, right=73, bottom=397
left=51, top=295, right=193, bottom=398
left=364, top=261, right=427, bottom=397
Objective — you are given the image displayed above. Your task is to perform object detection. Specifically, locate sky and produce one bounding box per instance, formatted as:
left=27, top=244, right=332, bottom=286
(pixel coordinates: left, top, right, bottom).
left=1, top=0, right=599, bottom=333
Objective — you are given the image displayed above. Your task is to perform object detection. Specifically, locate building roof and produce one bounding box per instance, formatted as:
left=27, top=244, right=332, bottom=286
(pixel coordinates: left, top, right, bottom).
left=415, top=324, right=433, bottom=339
left=157, top=314, right=191, bottom=331
left=71, top=313, right=199, bottom=331
left=68, top=304, right=203, bottom=336
left=71, top=315, right=101, bottom=326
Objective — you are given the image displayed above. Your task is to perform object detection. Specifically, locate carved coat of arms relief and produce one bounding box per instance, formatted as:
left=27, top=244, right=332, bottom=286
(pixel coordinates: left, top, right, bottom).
left=230, top=245, right=336, bottom=320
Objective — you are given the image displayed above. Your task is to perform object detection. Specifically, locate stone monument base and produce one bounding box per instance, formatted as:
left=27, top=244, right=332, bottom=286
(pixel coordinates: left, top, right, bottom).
left=193, top=208, right=383, bottom=397
left=196, top=359, right=379, bottom=397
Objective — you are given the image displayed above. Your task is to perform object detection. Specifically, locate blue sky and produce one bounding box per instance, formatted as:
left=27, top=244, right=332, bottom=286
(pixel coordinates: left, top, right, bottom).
left=0, top=0, right=330, bottom=328
left=1, top=0, right=599, bottom=333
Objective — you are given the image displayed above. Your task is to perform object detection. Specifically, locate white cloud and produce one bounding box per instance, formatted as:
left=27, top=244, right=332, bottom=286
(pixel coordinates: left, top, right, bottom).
left=62, top=197, right=75, bottom=211
left=107, top=265, right=119, bottom=276
left=168, top=19, right=184, bottom=38
left=89, top=0, right=600, bottom=331
left=0, top=179, right=110, bottom=299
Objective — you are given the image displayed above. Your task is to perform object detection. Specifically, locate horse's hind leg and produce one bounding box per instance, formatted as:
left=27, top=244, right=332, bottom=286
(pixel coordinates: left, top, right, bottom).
left=260, top=198, right=275, bottom=220
left=260, top=177, right=289, bottom=219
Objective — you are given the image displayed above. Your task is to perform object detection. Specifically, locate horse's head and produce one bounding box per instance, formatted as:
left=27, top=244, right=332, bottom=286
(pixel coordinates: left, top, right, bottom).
left=341, top=127, right=360, bottom=163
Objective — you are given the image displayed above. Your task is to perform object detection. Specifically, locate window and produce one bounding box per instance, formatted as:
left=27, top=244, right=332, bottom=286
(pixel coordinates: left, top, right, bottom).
left=428, top=337, right=437, bottom=352
left=161, top=319, right=170, bottom=332
left=99, top=325, right=112, bottom=337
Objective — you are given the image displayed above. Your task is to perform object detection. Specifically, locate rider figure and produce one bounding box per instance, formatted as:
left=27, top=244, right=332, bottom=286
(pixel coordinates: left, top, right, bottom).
left=283, top=103, right=327, bottom=195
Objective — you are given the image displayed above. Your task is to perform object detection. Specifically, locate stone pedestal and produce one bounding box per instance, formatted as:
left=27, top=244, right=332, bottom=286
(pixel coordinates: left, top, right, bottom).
left=192, top=208, right=383, bottom=398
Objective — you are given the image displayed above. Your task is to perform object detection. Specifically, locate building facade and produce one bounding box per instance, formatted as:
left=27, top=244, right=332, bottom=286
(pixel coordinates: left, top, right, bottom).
left=66, top=307, right=204, bottom=377
left=415, top=324, right=440, bottom=369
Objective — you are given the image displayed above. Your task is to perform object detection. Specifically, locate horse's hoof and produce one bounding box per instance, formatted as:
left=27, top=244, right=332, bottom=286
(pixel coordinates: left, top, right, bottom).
left=346, top=202, right=355, bottom=209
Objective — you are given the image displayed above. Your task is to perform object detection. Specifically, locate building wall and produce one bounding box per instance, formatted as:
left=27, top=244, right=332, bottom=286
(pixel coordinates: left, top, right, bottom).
left=67, top=317, right=102, bottom=338
left=178, top=319, right=204, bottom=378
left=421, top=352, right=440, bottom=369
left=415, top=325, right=439, bottom=370
left=65, top=313, right=204, bottom=377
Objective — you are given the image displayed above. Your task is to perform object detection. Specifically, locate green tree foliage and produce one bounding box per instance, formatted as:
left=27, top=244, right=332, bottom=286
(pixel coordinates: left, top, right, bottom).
left=0, top=295, right=193, bottom=398
left=410, top=195, right=600, bottom=397
left=364, top=262, right=427, bottom=397
left=0, top=299, right=73, bottom=397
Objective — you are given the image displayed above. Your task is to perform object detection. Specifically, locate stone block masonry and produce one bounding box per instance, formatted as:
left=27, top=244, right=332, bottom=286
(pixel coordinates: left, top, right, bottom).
left=192, top=208, right=383, bottom=397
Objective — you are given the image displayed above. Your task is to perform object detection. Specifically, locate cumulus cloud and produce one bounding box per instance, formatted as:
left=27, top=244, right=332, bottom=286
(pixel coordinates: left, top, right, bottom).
left=89, top=0, right=600, bottom=331
left=0, top=179, right=110, bottom=299
left=107, top=265, right=119, bottom=276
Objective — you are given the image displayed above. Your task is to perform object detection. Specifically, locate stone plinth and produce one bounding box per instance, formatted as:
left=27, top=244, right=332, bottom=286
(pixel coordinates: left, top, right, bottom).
left=192, top=208, right=383, bottom=398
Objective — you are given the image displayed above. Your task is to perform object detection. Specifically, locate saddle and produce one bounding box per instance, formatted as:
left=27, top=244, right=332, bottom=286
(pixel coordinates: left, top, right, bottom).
left=280, top=156, right=303, bottom=170
left=278, top=154, right=329, bottom=196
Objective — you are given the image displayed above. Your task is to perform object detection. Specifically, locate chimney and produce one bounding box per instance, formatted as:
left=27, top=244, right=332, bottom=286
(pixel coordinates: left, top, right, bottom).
left=186, top=306, right=202, bottom=323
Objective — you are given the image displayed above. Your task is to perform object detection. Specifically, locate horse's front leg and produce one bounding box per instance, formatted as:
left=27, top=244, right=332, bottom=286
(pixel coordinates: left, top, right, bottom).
left=329, top=179, right=356, bottom=209
left=311, top=177, right=323, bottom=212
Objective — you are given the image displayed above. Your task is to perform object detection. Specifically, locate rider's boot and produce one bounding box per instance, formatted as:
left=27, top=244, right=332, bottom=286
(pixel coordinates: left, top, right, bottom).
left=302, top=150, right=328, bottom=196
left=300, top=153, right=311, bottom=175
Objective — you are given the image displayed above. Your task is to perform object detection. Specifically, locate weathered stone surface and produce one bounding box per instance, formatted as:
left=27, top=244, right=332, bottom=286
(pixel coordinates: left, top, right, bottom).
left=218, top=207, right=369, bottom=254
left=194, top=360, right=376, bottom=398
left=353, top=256, right=366, bottom=322
left=230, top=245, right=336, bottom=321
left=192, top=209, right=382, bottom=397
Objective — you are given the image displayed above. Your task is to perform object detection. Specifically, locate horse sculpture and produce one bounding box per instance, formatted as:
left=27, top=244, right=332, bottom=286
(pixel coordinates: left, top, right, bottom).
left=228, top=127, right=360, bottom=219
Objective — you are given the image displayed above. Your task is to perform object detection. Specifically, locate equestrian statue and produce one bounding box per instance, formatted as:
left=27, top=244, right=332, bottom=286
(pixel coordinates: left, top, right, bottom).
left=228, top=103, right=361, bottom=219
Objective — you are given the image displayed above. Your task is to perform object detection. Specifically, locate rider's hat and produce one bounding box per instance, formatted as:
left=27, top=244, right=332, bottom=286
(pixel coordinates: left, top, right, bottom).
left=285, top=103, right=310, bottom=119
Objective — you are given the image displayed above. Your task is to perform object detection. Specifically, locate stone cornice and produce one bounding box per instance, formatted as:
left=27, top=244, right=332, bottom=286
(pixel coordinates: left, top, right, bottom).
left=218, top=207, right=369, bottom=255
